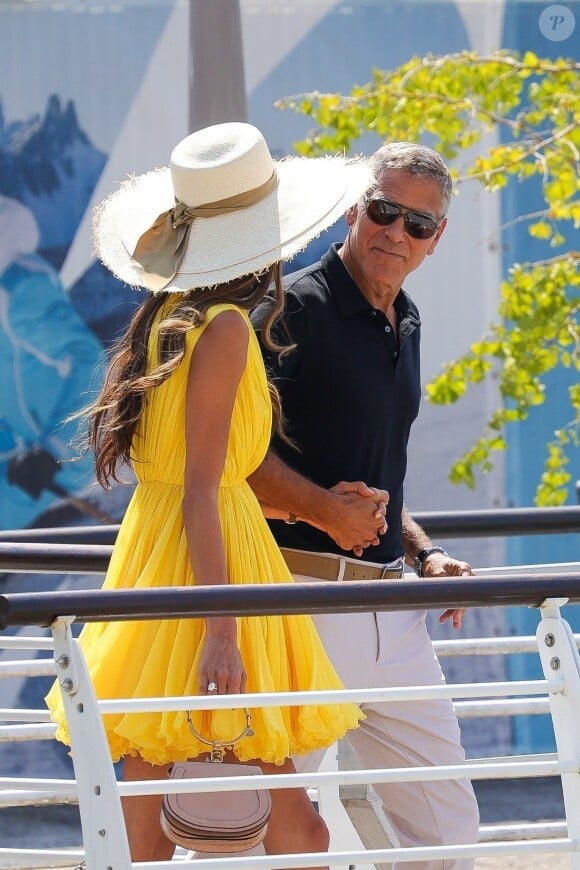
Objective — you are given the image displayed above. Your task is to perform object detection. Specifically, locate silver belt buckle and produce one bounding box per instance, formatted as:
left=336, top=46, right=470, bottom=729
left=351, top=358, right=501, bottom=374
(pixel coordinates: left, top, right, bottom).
left=380, top=558, right=404, bottom=579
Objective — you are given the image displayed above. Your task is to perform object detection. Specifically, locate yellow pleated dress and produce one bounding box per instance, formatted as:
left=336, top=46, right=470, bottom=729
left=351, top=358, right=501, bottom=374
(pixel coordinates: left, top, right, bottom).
left=46, top=300, right=363, bottom=766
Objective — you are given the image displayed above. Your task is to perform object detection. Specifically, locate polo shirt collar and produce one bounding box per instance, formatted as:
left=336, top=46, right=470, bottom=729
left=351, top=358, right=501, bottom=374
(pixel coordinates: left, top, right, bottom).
left=321, top=244, right=420, bottom=332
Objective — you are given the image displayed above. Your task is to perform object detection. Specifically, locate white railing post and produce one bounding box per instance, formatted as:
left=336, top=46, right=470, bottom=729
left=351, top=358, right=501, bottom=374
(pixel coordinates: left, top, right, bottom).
left=536, top=598, right=580, bottom=868
left=51, top=617, right=132, bottom=870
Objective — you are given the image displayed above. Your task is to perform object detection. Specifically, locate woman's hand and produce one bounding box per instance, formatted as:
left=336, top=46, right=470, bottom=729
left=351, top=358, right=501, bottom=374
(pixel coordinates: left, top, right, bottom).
left=198, top=617, right=247, bottom=695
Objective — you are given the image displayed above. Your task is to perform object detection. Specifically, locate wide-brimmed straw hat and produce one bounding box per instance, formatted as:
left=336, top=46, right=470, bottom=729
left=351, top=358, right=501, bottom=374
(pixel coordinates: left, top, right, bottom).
left=94, top=121, right=372, bottom=292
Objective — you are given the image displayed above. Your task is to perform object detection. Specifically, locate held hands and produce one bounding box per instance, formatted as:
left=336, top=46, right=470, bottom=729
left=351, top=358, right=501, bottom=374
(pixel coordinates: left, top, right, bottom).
left=327, top=481, right=389, bottom=557
left=420, top=552, right=473, bottom=630
left=198, top=618, right=247, bottom=695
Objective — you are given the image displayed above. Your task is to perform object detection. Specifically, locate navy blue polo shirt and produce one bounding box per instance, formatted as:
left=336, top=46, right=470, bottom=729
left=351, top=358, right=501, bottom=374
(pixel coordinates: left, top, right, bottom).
left=251, top=244, right=422, bottom=562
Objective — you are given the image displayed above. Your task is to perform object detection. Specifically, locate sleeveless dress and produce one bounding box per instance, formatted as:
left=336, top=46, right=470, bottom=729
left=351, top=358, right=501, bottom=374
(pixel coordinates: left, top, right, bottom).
left=46, top=300, right=363, bottom=766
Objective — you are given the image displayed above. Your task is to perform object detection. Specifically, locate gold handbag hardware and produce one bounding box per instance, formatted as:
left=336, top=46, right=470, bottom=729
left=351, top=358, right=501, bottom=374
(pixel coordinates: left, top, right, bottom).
left=186, top=707, right=254, bottom=761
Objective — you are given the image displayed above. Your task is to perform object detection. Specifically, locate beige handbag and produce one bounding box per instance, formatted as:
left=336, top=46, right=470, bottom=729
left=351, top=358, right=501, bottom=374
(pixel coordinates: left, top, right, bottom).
left=160, top=709, right=272, bottom=853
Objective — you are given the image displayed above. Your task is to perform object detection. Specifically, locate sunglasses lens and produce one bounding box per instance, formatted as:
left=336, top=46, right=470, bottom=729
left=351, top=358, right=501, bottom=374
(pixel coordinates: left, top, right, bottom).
left=366, top=198, right=400, bottom=226
left=404, top=214, right=438, bottom=239
left=365, top=198, right=439, bottom=239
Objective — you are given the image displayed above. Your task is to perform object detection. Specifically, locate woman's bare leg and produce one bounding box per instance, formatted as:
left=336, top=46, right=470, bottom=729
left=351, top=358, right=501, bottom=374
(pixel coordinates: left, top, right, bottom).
left=122, top=755, right=174, bottom=861
left=122, top=752, right=329, bottom=868
left=256, top=757, right=330, bottom=870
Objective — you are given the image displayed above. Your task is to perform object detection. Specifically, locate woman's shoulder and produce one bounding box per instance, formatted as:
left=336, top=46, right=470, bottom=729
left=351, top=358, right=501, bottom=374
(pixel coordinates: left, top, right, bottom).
left=158, top=297, right=250, bottom=335
left=187, top=303, right=250, bottom=353
left=205, top=301, right=250, bottom=324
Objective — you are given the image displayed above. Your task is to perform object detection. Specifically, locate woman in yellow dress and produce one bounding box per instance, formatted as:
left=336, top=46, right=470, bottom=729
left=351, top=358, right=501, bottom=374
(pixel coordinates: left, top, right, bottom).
left=46, top=122, right=375, bottom=865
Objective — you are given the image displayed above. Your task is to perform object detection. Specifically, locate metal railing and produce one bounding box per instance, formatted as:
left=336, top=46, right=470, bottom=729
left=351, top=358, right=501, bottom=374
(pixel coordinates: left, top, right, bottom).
left=1, top=504, right=578, bottom=546
left=1, top=570, right=580, bottom=868
left=1, top=505, right=580, bottom=868
left=1, top=534, right=580, bottom=616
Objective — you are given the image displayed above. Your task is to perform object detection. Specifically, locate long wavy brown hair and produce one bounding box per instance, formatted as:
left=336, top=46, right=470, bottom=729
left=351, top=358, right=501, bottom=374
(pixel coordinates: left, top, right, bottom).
left=87, top=263, right=290, bottom=489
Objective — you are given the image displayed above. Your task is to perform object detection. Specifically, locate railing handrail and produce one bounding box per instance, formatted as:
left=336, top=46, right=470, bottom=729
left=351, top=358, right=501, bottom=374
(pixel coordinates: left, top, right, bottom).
left=1, top=572, right=580, bottom=628
left=0, top=542, right=111, bottom=574
left=1, top=504, right=578, bottom=545
left=3, top=599, right=579, bottom=869
left=2, top=577, right=580, bottom=867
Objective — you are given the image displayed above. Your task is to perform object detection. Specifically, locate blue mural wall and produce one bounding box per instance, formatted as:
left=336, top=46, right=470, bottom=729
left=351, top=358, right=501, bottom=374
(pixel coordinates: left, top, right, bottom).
left=0, top=4, right=172, bottom=529
left=499, top=0, right=580, bottom=754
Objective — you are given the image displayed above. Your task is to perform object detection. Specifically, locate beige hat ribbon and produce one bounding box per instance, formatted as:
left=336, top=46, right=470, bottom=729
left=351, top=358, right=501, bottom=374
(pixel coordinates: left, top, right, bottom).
left=132, top=170, right=278, bottom=291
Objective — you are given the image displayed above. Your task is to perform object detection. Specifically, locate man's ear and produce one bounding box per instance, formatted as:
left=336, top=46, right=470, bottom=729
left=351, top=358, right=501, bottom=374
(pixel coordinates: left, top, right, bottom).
left=427, top=217, right=447, bottom=255
left=345, top=204, right=358, bottom=227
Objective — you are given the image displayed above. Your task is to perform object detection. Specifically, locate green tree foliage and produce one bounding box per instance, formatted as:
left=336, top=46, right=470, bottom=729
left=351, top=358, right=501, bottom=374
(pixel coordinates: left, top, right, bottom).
left=277, top=50, right=579, bottom=505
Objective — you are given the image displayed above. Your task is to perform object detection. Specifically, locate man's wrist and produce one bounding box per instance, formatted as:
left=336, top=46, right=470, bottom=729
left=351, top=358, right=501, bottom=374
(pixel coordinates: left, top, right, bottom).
left=300, top=486, right=339, bottom=535
left=413, top=546, right=448, bottom=577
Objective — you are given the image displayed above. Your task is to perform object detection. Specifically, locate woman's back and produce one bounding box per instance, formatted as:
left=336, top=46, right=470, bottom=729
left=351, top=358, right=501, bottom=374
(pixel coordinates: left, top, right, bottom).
left=133, top=300, right=272, bottom=489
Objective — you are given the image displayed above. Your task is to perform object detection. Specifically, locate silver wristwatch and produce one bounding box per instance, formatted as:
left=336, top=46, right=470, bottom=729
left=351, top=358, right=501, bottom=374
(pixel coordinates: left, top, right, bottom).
left=413, top=546, right=448, bottom=577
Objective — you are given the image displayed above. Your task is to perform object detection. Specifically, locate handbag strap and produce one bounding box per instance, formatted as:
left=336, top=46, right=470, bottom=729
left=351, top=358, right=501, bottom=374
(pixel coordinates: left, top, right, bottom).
left=186, top=708, right=254, bottom=762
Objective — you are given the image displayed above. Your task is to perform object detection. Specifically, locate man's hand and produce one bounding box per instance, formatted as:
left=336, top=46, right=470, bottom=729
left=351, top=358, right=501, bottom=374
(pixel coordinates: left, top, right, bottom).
left=325, top=481, right=388, bottom=556
left=420, top=552, right=473, bottom=630
left=248, top=452, right=388, bottom=556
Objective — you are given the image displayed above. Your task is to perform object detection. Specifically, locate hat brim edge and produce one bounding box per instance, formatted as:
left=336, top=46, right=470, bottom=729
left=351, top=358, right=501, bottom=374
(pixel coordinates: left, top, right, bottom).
left=94, top=156, right=372, bottom=292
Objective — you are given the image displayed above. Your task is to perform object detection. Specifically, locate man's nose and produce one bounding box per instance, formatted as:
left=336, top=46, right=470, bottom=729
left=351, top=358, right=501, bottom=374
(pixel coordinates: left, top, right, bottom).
left=384, top=214, right=406, bottom=241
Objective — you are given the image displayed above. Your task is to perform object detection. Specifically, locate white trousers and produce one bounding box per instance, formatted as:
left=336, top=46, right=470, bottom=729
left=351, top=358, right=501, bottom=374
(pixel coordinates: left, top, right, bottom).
left=294, top=567, right=480, bottom=870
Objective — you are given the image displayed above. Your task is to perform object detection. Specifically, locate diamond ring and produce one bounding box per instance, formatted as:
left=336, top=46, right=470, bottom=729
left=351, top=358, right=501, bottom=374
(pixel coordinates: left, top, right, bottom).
left=207, top=681, right=218, bottom=692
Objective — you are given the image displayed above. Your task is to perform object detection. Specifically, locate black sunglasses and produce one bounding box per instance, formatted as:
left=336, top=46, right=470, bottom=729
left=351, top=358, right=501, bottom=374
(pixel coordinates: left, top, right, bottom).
left=364, top=195, right=444, bottom=240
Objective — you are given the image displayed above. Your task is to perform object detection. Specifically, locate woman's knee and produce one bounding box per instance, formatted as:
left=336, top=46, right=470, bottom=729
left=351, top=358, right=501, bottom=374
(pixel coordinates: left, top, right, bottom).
left=287, top=796, right=329, bottom=853
left=306, top=806, right=330, bottom=853
left=257, top=758, right=330, bottom=855
left=265, top=788, right=329, bottom=855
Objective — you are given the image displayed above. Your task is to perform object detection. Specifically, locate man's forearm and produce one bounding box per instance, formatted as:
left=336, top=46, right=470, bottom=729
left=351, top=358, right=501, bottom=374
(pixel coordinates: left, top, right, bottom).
left=401, top=504, right=432, bottom=565
left=248, top=450, right=334, bottom=528
left=248, top=450, right=388, bottom=554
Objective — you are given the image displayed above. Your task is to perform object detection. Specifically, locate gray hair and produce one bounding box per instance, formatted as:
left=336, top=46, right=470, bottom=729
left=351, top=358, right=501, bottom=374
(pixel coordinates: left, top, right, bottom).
left=367, top=141, right=452, bottom=216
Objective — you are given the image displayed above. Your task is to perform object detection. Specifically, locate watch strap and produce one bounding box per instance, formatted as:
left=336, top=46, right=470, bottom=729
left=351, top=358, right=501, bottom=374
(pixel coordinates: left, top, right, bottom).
left=414, top=546, right=448, bottom=577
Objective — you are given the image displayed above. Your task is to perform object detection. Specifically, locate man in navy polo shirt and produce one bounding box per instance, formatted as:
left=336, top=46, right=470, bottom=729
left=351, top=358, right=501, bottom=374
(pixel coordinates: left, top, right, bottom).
left=250, top=142, right=479, bottom=869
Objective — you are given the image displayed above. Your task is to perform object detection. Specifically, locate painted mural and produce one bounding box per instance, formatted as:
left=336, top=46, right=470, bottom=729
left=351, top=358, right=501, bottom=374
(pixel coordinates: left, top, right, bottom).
left=0, top=101, right=108, bottom=529
left=0, top=3, right=174, bottom=529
